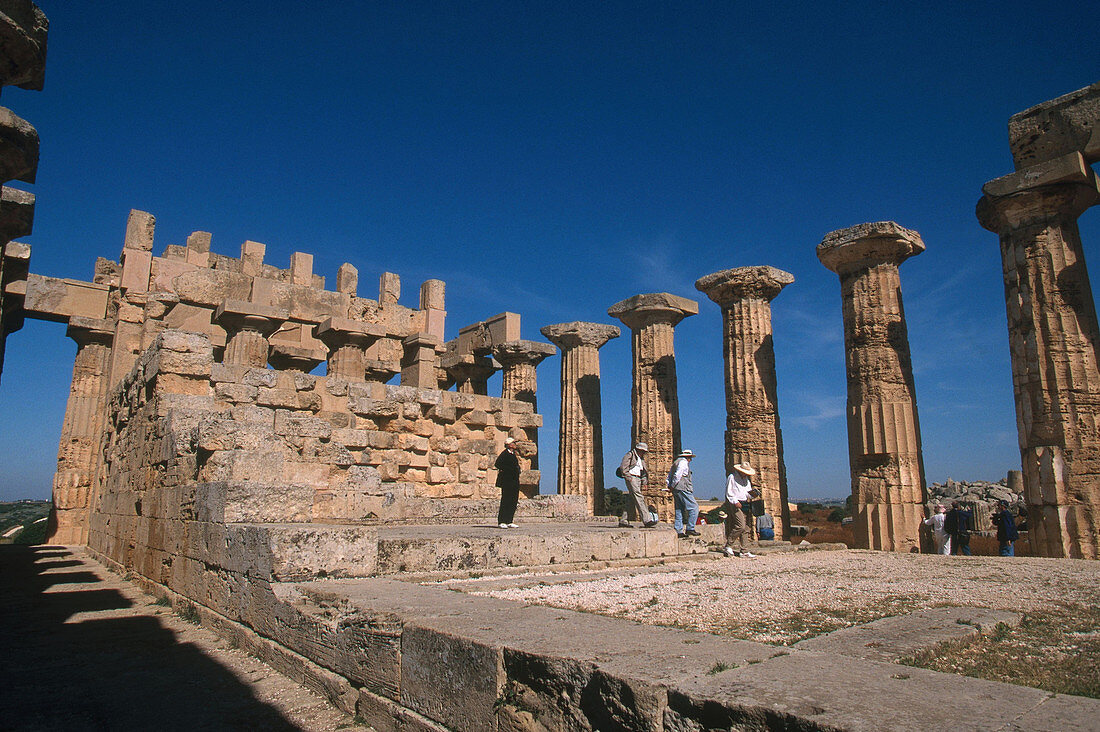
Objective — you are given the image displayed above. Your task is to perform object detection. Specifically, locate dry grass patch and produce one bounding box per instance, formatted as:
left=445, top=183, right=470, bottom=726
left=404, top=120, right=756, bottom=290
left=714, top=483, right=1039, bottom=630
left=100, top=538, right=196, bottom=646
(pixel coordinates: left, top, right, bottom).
left=899, top=603, right=1100, bottom=699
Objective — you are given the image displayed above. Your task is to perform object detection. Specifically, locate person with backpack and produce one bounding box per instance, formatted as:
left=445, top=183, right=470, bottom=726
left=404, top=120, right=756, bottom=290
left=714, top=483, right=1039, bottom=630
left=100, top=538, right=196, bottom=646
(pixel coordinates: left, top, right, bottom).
left=617, top=443, right=656, bottom=528
left=667, top=449, right=699, bottom=538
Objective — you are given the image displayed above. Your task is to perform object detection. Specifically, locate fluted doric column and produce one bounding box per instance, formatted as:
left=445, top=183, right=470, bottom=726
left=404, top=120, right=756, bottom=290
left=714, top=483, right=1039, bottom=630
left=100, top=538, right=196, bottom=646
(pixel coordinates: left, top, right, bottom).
left=541, top=322, right=619, bottom=514
left=978, top=161, right=1100, bottom=558
left=495, top=339, right=556, bottom=469
left=215, top=300, right=287, bottom=368
left=608, top=293, right=697, bottom=521
left=818, top=222, right=928, bottom=552
left=696, top=266, right=794, bottom=539
left=315, top=317, right=385, bottom=381
left=47, top=317, right=114, bottom=545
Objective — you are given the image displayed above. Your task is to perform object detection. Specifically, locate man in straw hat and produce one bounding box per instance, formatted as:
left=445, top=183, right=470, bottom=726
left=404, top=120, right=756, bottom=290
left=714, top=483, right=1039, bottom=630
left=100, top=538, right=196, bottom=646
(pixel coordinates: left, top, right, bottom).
left=668, top=449, right=700, bottom=538
left=724, top=462, right=759, bottom=558
left=618, top=442, right=657, bottom=528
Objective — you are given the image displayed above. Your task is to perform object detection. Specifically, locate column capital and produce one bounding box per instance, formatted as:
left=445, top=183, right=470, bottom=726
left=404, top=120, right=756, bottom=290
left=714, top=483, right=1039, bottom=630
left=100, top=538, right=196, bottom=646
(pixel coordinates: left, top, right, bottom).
left=817, top=222, right=924, bottom=275
left=313, top=316, right=386, bottom=350
left=607, top=292, right=698, bottom=331
left=66, top=316, right=114, bottom=347
left=977, top=180, right=1100, bottom=234
left=493, top=339, right=556, bottom=368
left=268, top=343, right=326, bottom=372
left=540, top=321, right=620, bottom=350
left=695, top=266, right=794, bottom=306
left=214, top=300, right=287, bottom=337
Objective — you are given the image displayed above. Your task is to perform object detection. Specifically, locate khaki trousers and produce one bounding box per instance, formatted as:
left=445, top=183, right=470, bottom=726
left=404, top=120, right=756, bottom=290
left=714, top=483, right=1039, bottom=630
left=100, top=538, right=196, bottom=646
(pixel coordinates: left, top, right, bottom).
left=623, top=476, right=650, bottom=523
left=724, top=502, right=749, bottom=551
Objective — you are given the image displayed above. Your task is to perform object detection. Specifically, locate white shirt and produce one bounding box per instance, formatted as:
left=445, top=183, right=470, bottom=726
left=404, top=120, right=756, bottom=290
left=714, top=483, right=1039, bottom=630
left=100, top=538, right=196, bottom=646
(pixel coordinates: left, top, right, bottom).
left=627, top=452, right=645, bottom=477
left=725, top=472, right=752, bottom=504
left=667, top=457, right=689, bottom=488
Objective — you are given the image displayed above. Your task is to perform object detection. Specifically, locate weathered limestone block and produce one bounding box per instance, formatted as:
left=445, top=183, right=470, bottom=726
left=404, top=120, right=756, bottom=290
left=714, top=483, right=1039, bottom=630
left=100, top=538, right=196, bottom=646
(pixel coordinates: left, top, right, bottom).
left=22, top=273, right=110, bottom=322
left=1008, top=81, right=1100, bottom=169
left=696, top=266, right=794, bottom=537
left=608, top=293, right=697, bottom=521
left=818, top=222, right=928, bottom=552
left=0, top=106, right=38, bottom=183
left=0, top=185, right=34, bottom=242
left=978, top=160, right=1100, bottom=558
left=0, top=0, right=49, bottom=90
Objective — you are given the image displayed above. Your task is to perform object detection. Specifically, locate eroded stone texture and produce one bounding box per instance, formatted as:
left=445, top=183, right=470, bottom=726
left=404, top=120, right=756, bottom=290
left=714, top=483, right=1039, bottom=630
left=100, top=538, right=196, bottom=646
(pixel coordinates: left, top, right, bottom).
left=818, top=222, right=928, bottom=552
left=315, top=317, right=385, bottom=381
left=608, top=293, right=697, bottom=521
left=0, top=0, right=48, bottom=90
left=541, top=322, right=619, bottom=515
left=696, top=266, right=793, bottom=538
left=48, top=317, right=113, bottom=545
left=978, top=165, right=1100, bottom=559
left=1008, top=81, right=1100, bottom=170
left=215, top=300, right=287, bottom=368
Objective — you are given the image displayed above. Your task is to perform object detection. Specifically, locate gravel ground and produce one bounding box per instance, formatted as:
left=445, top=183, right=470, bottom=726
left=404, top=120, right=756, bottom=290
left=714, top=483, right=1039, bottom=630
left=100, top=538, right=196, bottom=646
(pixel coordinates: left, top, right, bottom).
left=453, top=550, right=1100, bottom=645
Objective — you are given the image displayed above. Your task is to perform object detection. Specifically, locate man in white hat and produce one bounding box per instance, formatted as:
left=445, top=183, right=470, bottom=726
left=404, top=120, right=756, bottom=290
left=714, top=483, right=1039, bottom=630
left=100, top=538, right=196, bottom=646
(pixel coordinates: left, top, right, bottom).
left=668, top=449, right=700, bottom=538
left=723, top=462, right=758, bottom=558
left=618, top=442, right=656, bottom=527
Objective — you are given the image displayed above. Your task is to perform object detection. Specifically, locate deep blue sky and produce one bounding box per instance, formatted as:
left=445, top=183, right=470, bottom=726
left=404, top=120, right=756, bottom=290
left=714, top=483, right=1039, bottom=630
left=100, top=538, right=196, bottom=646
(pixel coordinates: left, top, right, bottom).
left=1, top=1, right=1098, bottom=501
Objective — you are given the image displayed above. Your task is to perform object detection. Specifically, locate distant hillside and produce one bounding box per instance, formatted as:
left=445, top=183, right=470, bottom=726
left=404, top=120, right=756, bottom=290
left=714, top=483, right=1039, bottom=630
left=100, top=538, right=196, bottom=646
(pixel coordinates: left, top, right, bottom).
left=0, top=501, right=50, bottom=541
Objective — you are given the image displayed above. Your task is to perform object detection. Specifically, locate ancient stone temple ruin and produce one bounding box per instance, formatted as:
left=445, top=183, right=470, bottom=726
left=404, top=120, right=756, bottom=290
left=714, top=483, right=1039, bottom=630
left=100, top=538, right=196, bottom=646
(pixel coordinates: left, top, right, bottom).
left=818, top=222, right=929, bottom=553
left=977, top=81, right=1100, bottom=559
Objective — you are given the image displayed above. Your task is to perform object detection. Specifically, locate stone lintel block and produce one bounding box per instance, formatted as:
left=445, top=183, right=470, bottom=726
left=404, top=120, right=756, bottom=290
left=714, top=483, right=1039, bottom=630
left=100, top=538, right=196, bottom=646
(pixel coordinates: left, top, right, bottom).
left=817, top=221, right=925, bottom=275
left=315, top=316, right=386, bottom=348
left=379, top=271, right=400, bottom=304
left=186, top=230, right=212, bottom=253
left=540, top=321, right=620, bottom=350
left=215, top=299, right=288, bottom=333
left=982, top=150, right=1100, bottom=199
left=0, top=185, right=34, bottom=241
left=289, top=251, right=313, bottom=285
left=240, top=240, right=266, bottom=276
left=336, top=262, right=358, bottom=295
left=119, top=247, right=152, bottom=292
left=0, top=1, right=48, bottom=90
left=123, top=209, right=156, bottom=251
left=419, top=279, right=445, bottom=310
left=492, top=338, right=556, bottom=367
left=608, top=292, right=698, bottom=330
left=22, top=273, right=109, bottom=322
left=455, top=311, right=521, bottom=356
left=0, top=106, right=39, bottom=183
left=1009, top=80, right=1100, bottom=168
left=695, top=265, right=794, bottom=305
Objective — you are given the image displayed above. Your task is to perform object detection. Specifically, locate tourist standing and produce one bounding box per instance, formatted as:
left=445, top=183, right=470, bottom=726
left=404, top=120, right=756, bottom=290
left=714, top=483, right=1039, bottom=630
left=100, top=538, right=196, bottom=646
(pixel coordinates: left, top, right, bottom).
left=668, top=449, right=699, bottom=538
left=618, top=443, right=655, bottom=527
left=947, top=502, right=972, bottom=556
left=756, top=512, right=775, bottom=541
left=495, top=437, right=521, bottom=528
left=993, top=500, right=1019, bottom=556
left=723, top=463, right=757, bottom=558
left=922, top=504, right=951, bottom=554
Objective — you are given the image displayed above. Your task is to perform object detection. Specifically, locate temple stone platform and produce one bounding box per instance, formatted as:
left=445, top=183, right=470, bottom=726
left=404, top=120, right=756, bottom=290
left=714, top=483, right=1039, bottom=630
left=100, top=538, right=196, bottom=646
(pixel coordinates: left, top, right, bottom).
left=242, top=521, right=716, bottom=581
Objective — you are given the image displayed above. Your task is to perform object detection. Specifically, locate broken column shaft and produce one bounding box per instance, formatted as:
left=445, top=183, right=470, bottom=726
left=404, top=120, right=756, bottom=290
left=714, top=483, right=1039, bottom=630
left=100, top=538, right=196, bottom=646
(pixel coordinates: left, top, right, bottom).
left=608, top=293, right=697, bottom=521
left=978, top=157, right=1100, bottom=559
left=541, top=322, right=619, bottom=515
left=495, top=340, right=555, bottom=469
left=696, top=266, right=794, bottom=539
left=818, top=222, right=928, bottom=552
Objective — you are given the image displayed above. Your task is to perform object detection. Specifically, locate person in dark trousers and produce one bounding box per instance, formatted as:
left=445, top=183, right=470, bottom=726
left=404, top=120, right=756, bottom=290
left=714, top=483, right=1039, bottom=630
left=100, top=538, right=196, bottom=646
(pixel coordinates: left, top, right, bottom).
left=993, top=500, right=1019, bottom=556
left=495, top=437, right=521, bottom=528
left=946, top=501, right=972, bottom=556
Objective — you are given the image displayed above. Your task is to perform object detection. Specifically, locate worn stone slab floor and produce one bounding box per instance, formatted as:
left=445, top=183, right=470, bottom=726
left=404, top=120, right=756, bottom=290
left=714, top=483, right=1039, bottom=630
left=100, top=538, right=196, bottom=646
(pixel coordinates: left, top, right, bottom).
left=0, top=545, right=365, bottom=732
